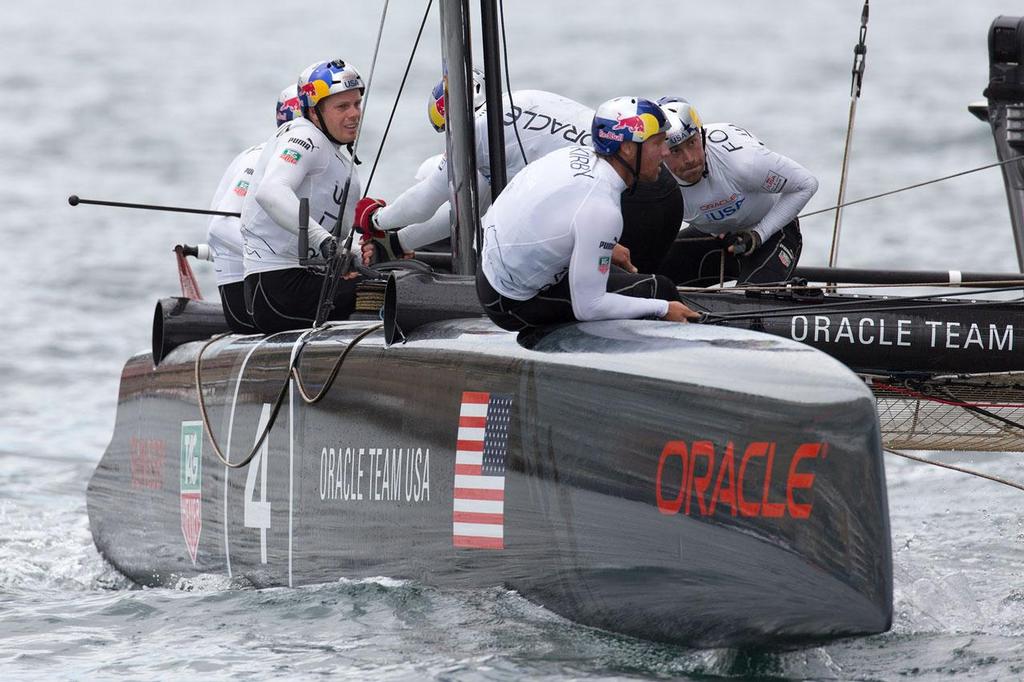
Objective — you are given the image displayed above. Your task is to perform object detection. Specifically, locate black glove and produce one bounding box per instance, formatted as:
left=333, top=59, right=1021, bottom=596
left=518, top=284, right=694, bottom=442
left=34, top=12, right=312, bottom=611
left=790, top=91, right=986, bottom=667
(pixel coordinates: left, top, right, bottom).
left=732, top=230, right=761, bottom=257
left=367, top=231, right=407, bottom=264
left=319, top=235, right=338, bottom=261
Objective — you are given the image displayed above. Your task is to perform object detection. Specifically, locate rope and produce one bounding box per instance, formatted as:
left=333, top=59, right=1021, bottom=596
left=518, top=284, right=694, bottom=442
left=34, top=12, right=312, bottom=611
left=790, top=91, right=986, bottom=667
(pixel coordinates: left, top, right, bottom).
left=195, top=334, right=290, bottom=469
left=498, top=0, right=528, bottom=168
left=364, top=0, right=433, bottom=195
left=292, top=324, right=383, bottom=403
left=885, top=448, right=1024, bottom=494
left=799, top=155, right=1024, bottom=220
left=194, top=324, right=384, bottom=468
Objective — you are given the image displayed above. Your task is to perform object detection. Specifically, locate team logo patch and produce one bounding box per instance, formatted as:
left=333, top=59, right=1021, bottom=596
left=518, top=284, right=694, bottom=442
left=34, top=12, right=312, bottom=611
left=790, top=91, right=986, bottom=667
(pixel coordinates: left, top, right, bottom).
left=598, top=256, right=611, bottom=274
left=761, top=170, right=788, bottom=193
left=453, top=392, right=512, bottom=550
left=280, top=149, right=302, bottom=164
left=180, top=421, right=203, bottom=565
left=232, top=180, right=249, bottom=197
left=778, top=247, right=793, bottom=269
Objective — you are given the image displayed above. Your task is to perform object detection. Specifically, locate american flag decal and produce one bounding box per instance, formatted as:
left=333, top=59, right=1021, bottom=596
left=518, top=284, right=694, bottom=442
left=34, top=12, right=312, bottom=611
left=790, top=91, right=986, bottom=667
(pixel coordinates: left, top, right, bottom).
left=453, top=391, right=512, bottom=549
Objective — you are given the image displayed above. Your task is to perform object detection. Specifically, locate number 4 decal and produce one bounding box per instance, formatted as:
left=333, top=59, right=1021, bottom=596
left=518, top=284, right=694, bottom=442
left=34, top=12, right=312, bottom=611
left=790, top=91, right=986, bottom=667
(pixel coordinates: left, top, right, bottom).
left=244, top=403, right=272, bottom=563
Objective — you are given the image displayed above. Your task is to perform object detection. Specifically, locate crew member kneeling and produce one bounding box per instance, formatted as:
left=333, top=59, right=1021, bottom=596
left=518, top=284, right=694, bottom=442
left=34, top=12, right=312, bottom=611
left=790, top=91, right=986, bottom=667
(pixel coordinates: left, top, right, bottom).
left=476, top=96, right=699, bottom=332
left=241, top=59, right=364, bottom=334
left=656, top=97, right=818, bottom=286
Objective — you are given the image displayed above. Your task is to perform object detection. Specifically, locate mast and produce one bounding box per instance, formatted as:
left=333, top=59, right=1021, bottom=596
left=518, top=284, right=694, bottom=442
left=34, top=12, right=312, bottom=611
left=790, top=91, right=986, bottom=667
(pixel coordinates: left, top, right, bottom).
left=479, top=0, right=508, bottom=198
left=439, top=0, right=482, bottom=275
left=983, top=15, right=1024, bottom=271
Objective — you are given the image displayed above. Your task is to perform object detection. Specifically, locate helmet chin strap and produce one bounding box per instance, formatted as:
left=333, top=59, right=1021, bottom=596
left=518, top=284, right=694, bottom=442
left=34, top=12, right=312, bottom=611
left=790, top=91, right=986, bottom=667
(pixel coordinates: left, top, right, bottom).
left=612, top=142, right=643, bottom=195
left=313, top=103, right=343, bottom=147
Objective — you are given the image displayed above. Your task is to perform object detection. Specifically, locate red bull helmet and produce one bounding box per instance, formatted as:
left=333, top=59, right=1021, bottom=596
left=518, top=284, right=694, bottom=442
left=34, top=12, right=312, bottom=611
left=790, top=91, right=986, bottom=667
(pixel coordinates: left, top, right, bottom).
left=276, top=84, right=302, bottom=127
left=657, top=97, right=702, bottom=147
left=428, top=68, right=486, bottom=132
left=297, top=59, right=365, bottom=117
left=591, top=97, right=669, bottom=156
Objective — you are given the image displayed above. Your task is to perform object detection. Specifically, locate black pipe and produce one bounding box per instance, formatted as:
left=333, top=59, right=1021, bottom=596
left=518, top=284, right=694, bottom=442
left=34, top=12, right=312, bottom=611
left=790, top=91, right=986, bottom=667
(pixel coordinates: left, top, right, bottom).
left=793, top=266, right=1024, bottom=287
left=479, top=0, right=508, bottom=198
left=68, top=195, right=239, bottom=218
left=152, top=297, right=231, bottom=364
left=383, top=271, right=482, bottom=344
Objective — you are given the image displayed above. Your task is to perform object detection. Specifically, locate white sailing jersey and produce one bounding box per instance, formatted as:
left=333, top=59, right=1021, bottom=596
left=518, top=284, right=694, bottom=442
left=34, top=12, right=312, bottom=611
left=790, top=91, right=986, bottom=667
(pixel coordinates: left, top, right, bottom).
left=481, top=146, right=669, bottom=321
left=676, top=123, right=818, bottom=243
left=375, top=90, right=595, bottom=250
left=207, top=144, right=262, bottom=285
left=241, top=117, right=360, bottom=275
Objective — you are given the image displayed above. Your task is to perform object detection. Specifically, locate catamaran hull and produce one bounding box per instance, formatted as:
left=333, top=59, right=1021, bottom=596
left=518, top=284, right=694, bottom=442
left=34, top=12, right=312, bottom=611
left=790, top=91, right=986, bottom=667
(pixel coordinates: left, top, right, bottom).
left=88, top=318, right=891, bottom=648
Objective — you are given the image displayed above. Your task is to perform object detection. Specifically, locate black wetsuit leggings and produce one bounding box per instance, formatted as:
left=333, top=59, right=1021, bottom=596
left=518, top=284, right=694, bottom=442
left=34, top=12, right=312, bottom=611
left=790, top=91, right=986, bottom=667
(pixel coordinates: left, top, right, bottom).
left=218, top=282, right=259, bottom=334
left=476, top=266, right=680, bottom=333
left=657, top=219, right=803, bottom=287
left=244, top=268, right=361, bottom=334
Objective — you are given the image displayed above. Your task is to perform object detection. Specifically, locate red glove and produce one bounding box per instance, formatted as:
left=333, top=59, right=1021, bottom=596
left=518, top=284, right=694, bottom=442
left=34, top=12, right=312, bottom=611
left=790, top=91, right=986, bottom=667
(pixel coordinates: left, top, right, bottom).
left=354, top=197, right=386, bottom=237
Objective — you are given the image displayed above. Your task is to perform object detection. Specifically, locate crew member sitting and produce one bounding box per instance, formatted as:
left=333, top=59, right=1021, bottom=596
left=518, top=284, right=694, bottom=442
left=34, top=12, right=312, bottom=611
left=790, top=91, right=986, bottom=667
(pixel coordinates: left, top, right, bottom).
left=241, top=59, right=364, bottom=334
left=207, top=85, right=301, bottom=333
left=655, top=97, right=818, bottom=286
left=475, top=96, right=699, bottom=332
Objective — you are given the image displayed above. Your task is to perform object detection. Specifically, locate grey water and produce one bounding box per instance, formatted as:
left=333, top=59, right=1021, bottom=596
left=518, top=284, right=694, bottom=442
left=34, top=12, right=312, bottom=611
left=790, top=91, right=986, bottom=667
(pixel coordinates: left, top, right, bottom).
left=3, top=0, right=1024, bottom=678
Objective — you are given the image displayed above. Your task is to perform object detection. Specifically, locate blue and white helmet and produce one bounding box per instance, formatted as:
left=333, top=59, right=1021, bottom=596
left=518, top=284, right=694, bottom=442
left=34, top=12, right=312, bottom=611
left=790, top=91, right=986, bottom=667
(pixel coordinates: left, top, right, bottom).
left=591, top=96, right=669, bottom=156
left=297, top=59, right=365, bottom=117
left=276, top=84, right=301, bottom=127
left=657, top=96, right=702, bottom=147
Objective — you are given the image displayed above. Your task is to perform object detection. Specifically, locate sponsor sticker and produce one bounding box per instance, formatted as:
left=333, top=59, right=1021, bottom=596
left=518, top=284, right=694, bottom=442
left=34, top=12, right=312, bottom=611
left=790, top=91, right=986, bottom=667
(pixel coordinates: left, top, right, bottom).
left=280, top=149, right=302, bottom=164
left=232, top=180, right=249, bottom=197
left=778, top=247, right=793, bottom=269
left=761, top=170, right=788, bottom=193
left=180, top=421, right=203, bottom=565
left=130, top=437, right=166, bottom=490
left=453, top=392, right=512, bottom=550
left=598, top=256, right=611, bottom=274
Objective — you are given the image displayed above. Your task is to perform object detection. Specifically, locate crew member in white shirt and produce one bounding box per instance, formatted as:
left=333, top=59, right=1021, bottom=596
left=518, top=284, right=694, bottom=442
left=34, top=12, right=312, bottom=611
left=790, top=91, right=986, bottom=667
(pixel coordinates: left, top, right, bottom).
left=655, top=97, right=818, bottom=285
left=476, top=97, right=699, bottom=332
left=207, top=85, right=301, bottom=333
left=240, top=60, right=364, bottom=333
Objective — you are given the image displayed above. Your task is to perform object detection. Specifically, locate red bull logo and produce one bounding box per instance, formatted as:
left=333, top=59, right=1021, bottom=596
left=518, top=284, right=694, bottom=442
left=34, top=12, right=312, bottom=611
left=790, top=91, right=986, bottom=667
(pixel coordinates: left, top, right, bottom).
left=613, top=113, right=660, bottom=140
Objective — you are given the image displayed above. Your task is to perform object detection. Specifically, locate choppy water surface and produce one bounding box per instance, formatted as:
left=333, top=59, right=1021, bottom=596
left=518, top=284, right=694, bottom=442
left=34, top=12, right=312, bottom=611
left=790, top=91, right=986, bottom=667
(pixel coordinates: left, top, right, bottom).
left=3, top=1, right=1023, bottom=678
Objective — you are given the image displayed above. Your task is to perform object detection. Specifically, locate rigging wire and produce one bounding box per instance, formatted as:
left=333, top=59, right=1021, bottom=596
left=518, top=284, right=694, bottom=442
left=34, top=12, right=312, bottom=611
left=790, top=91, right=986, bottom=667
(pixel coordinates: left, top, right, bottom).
left=827, top=0, right=869, bottom=268
left=315, top=0, right=391, bottom=326
left=800, top=155, right=1024, bottom=220
left=498, top=0, right=528, bottom=168
left=364, top=0, right=434, bottom=195
left=884, top=448, right=1024, bottom=494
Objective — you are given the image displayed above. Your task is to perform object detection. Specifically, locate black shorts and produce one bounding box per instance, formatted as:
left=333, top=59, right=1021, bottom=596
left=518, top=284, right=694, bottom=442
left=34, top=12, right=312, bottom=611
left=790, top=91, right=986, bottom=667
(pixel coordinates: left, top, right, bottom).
left=657, top=219, right=803, bottom=287
left=218, top=281, right=258, bottom=334
left=476, top=266, right=680, bottom=333
left=244, top=268, right=361, bottom=334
